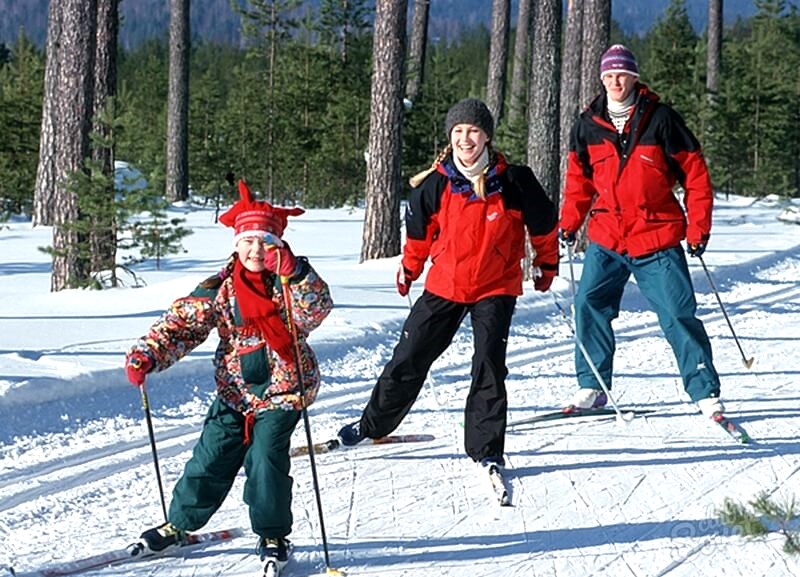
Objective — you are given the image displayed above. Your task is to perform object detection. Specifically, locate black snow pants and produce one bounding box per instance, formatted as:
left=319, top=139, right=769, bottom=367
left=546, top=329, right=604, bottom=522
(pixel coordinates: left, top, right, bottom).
left=359, top=290, right=516, bottom=462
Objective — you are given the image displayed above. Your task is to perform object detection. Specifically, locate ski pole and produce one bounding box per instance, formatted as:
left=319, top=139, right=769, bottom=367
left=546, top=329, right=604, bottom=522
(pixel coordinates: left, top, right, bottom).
left=566, top=243, right=578, bottom=304
left=275, top=250, right=341, bottom=576
left=552, top=297, right=634, bottom=424
left=139, top=383, right=169, bottom=522
left=697, top=255, right=754, bottom=368
left=561, top=246, right=634, bottom=424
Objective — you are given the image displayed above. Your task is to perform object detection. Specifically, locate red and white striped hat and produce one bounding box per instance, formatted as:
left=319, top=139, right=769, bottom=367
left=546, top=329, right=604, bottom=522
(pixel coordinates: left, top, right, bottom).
left=219, top=180, right=304, bottom=245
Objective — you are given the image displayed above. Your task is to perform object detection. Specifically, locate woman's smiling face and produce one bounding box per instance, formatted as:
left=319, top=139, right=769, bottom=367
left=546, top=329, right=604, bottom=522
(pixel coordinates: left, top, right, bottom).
left=450, top=123, right=489, bottom=167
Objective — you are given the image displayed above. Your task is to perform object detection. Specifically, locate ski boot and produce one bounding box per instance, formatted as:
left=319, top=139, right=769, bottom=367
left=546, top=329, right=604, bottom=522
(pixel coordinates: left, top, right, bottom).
left=697, top=396, right=725, bottom=418
left=564, top=388, right=607, bottom=413
left=258, top=537, right=292, bottom=577
left=133, top=522, right=186, bottom=557
left=337, top=420, right=366, bottom=447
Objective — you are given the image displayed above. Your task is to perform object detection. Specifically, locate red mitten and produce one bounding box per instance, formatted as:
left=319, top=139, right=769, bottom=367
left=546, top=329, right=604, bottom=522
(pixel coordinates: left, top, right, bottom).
left=125, top=352, right=153, bottom=387
left=396, top=264, right=413, bottom=297
left=263, top=243, right=297, bottom=277
left=533, top=266, right=555, bottom=292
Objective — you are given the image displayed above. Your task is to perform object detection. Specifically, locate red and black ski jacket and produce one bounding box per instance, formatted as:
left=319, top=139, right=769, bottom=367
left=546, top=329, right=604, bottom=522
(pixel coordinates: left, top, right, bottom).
left=402, top=152, right=558, bottom=304
left=560, top=83, right=713, bottom=257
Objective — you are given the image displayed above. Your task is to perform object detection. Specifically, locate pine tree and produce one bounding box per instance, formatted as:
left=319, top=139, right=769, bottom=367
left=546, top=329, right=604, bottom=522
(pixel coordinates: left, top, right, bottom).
left=313, top=0, right=373, bottom=207
left=718, top=492, right=800, bottom=555
left=166, top=0, right=190, bottom=202
left=644, top=0, right=702, bottom=129
left=216, top=52, right=269, bottom=189
left=119, top=165, right=193, bottom=270
left=742, top=0, right=800, bottom=196
left=0, top=32, right=43, bottom=218
left=116, top=40, right=168, bottom=179
left=361, top=0, right=407, bottom=261
left=234, top=0, right=301, bottom=200
left=527, top=0, right=562, bottom=205
left=485, top=0, right=510, bottom=124
left=188, top=44, right=237, bottom=206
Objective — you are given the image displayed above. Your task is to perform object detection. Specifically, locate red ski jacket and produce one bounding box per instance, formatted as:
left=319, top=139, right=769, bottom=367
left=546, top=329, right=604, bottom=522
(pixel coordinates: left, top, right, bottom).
left=560, top=84, right=713, bottom=257
left=402, top=152, right=558, bottom=304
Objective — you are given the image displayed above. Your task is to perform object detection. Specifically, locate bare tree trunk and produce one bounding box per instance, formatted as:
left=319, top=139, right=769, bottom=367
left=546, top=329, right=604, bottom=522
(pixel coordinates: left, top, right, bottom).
left=508, top=0, right=532, bottom=126
left=559, top=0, right=583, bottom=195
left=166, top=0, right=190, bottom=202
left=527, top=0, right=561, bottom=206
left=52, top=0, right=97, bottom=291
left=91, top=0, right=119, bottom=278
left=266, top=1, right=277, bottom=200
left=405, top=0, right=429, bottom=102
left=706, top=0, right=722, bottom=97
left=575, top=0, right=609, bottom=252
left=361, top=0, right=407, bottom=262
left=580, top=0, right=610, bottom=109
left=486, top=0, right=510, bottom=125
left=33, top=0, right=63, bottom=227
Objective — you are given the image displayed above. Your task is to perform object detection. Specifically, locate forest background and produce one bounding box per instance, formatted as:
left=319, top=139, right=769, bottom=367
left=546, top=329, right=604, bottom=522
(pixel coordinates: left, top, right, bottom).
left=0, top=0, right=799, bottom=286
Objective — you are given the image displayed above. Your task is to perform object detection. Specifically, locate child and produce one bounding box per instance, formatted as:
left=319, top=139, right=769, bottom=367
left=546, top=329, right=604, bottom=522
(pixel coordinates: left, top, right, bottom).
left=124, top=180, right=332, bottom=573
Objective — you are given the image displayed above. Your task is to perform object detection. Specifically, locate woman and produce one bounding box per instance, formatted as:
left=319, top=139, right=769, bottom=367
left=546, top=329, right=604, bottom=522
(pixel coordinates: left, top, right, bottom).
left=338, top=98, right=558, bottom=470
left=124, top=180, right=332, bottom=573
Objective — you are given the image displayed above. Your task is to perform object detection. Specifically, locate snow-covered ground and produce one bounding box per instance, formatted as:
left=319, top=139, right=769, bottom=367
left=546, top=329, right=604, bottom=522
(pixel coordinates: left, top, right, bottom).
left=1, top=194, right=799, bottom=577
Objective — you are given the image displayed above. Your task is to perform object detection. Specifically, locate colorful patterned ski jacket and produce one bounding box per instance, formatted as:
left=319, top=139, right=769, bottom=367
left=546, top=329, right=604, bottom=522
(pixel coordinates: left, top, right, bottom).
left=127, top=258, right=332, bottom=414
left=560, top=83, right=713, bottom=257
left=402, top=151, right=558, bottom=303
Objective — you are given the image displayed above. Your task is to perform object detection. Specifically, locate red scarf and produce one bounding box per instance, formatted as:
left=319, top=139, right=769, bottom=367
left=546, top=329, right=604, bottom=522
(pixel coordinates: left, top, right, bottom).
left=233, top=261, right=295, bottom=364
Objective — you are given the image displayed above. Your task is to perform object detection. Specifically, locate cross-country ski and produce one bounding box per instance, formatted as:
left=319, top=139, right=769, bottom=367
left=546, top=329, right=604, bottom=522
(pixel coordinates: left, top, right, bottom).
left=290, top=434, right=436, bottom=457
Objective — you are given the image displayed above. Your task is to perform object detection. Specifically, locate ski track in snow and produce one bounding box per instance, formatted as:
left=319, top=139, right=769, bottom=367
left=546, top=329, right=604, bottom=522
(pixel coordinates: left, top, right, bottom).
left=2, top=214, right=800, bottom=575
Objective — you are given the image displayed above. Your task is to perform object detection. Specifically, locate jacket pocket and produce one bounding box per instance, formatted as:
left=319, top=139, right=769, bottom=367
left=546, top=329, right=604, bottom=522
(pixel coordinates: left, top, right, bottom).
left=642, top=208, right=685, bottom=224
left=240, top=343, right=271, bottom=391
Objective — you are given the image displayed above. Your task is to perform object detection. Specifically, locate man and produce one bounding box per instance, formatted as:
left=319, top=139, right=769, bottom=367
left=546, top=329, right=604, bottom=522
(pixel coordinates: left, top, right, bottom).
left=559, top=44, right=724, bottom=419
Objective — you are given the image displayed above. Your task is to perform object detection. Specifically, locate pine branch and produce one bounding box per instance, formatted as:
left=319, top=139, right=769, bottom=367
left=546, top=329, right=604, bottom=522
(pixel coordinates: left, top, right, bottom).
left=718, top=492, right=800, bottom=556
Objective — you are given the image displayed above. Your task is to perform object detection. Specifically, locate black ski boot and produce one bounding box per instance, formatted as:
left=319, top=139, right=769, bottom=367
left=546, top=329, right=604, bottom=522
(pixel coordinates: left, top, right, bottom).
left=136, top=522, right=186, bottom=556
left=258, top=537, right=292, bottom=576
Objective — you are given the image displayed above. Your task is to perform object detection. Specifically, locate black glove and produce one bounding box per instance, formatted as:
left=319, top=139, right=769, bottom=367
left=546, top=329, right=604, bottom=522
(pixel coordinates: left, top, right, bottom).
left=559, top=228, right=576, bottom=247
left=687, top=242, right=706, bottom=258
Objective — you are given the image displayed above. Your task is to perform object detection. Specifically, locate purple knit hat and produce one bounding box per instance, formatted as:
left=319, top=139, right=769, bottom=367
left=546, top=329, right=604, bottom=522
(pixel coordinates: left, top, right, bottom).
left=600, top=44, right=639, bottom=78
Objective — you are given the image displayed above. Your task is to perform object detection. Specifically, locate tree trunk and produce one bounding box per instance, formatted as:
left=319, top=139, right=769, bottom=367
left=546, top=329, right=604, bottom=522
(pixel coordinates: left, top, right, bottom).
left=33, top=0, right=62, bottom=227
left=266, top=1, right=277, bottom=200
left=485, top=0, right=510, bottom=125
left=51, top=0, right=97, bottom=292
left=527, top=0, right=561, bottom=207
left=166, top=0, right=190, bottom=202
left=575, top=0, right=609, bottom=252
left=405, top=0, right=429, bottom=103
left=580, top=0, right=610, bottom=109
left=559, top=0, right=583, bottom=195
left=508, top=0, right=532, bottom=126
left=706, top=0, right=722, bottom=97
left=91, top=0, right=119, bottom=278
left=361, top=0, right=407, bottom=262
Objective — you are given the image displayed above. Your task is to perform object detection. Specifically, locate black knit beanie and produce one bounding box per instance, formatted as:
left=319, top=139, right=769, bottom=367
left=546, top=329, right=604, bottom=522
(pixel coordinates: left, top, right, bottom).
left=444, top=98, right=494, bottom=140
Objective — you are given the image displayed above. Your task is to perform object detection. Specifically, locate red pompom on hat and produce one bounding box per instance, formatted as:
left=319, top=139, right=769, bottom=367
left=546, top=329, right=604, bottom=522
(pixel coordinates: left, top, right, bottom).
left=220, top=180, right=304, bottom=244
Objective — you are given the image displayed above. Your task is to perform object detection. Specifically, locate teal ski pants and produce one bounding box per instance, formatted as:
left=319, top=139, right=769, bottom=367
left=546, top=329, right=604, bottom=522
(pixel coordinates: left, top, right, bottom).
left=167, top=397, right=301, bottom=539
left=573, top=243, right=720, bottom=402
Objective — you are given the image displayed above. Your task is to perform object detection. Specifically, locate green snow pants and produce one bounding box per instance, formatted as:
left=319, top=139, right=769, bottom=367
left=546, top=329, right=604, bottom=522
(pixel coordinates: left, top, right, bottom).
left=167, top=397, right=301, bottom=539
left=573, top=243, right=721, bottom=402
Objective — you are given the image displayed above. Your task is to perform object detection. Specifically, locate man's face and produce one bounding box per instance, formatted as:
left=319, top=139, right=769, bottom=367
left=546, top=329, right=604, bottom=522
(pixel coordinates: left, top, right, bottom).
left=602, top=72, right=637, bottom=103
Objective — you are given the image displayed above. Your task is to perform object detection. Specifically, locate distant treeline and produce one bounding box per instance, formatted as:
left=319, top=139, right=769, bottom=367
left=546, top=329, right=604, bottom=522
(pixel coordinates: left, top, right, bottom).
left=0, top=0, right=773, bottom=50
